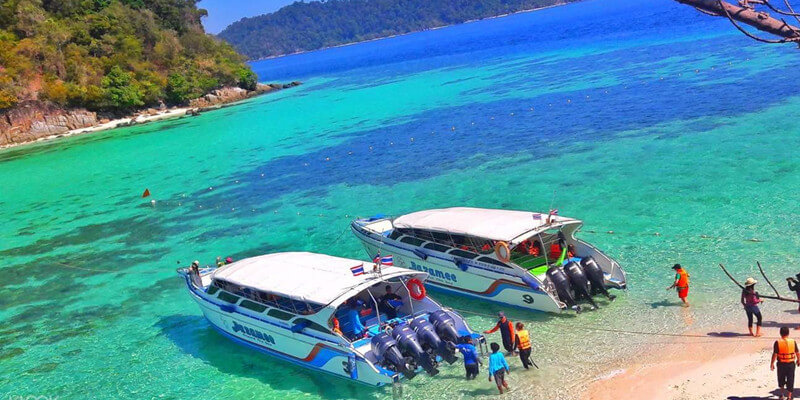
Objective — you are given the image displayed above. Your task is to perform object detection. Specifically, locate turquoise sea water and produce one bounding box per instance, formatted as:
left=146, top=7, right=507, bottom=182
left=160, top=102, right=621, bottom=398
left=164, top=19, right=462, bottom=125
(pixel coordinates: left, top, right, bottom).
left=2, top=0, right=799, bottom=398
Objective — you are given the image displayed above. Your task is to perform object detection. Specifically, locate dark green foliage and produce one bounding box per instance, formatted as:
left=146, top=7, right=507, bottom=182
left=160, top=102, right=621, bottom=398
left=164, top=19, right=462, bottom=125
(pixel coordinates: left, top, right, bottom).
left=219, top=0, right=581, bottom=59
left=0, top=0, right=256, bottom=113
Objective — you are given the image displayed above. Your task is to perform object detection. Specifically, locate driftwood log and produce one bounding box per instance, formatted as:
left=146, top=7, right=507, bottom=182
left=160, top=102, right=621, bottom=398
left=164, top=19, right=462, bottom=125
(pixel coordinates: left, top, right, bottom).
left=719, top=263, right=800, bottom=303
left=675, top=0, right=800, bottom=43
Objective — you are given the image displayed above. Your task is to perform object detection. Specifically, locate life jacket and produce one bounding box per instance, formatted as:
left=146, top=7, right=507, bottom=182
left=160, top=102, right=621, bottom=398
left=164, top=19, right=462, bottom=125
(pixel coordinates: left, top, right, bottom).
left=549, top=243, right=562, bottom=257
left=676, top=268, right=689, bottom=289
left=481, top=243, right=491, bottom=252
left=777, top=338, right=797, bottom=363
left=529, top=245, right=540, bottom=256
left=517, top=329, right=531, bottom=350
left=332, top=318, right=342, bottom=335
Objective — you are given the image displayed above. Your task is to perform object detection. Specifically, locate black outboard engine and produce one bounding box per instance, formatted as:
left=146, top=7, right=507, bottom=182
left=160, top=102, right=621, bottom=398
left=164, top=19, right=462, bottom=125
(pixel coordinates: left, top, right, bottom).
left=581, top=256, right=616, bottom=300
left=428, top=310, right=460, bottom=344
left=410, top=316, right=457, bottom=364
left=564, top=261, right=598, bottom=309
left=546, top=266, right=581, bottom=312
left=391, top=324, right=438, bottom=376
left=371, top=332, right=416, bottom=379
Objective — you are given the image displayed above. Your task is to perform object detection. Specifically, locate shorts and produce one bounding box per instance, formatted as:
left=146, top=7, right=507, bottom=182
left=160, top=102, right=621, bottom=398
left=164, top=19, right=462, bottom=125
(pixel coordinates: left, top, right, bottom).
left=493, top=370, right=507, bottom=387
left=465, top=363, right=479, bottom=379
left=778, top=362, right=796, bottom=391
left=677, top=287, right=689, bottom=299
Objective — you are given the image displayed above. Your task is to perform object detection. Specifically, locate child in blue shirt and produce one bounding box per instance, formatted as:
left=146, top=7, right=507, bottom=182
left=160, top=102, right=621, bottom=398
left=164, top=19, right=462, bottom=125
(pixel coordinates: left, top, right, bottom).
left=488, top=342, right=510, bottom=393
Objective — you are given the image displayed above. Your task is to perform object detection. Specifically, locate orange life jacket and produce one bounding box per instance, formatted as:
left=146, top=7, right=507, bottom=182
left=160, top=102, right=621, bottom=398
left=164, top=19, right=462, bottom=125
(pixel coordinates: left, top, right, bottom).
left=529, top=245, right=540, bottom=256
left=549, top=243, right=562, bottom=257
left=676, top=268, right=689, bottom=289
left=332, top=318, right=343, bottom=335
left=778, top=338, right=797, bottom=363
left=517, top=329, right=531, bottom=350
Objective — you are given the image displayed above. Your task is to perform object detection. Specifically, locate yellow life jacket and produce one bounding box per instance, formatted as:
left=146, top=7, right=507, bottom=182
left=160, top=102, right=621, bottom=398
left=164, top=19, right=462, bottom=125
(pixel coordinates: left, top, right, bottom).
left=517, top=329, right=531, bottom=350
left=778, top=338, right=797, bottom=363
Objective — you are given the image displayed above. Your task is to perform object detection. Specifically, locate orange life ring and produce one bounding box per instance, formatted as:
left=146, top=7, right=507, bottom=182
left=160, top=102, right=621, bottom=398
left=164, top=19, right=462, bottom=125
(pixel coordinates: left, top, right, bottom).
left=407, top=278, right=426, bottom=300
left=495, top=241, right=511, bottom=262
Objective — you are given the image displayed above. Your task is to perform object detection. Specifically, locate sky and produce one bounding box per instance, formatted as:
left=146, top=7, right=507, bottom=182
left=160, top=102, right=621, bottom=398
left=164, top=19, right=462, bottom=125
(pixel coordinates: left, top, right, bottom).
left=200, top=0, right=298, bottom=34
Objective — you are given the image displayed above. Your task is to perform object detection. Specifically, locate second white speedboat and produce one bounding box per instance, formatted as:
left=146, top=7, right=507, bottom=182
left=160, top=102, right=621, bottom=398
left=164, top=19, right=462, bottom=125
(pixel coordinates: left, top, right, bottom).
left=351, top=207, right=627, bottom=313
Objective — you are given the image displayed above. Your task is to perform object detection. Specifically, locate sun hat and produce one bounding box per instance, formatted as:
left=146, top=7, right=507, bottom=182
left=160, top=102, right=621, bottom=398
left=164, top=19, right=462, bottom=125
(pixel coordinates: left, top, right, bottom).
left=672, top=264, right=682, bottom=270
left=744, top=277, right=757, bottom=286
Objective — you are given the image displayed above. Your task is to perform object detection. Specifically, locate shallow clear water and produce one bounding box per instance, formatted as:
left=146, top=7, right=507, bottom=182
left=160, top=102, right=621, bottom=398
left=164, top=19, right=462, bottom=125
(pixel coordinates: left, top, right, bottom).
left=1, top=0, right=799, bottom=398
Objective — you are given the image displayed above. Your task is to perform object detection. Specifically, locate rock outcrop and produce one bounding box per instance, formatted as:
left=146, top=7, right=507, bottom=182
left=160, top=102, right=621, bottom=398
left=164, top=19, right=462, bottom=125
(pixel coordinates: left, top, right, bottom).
left=0, top=102, right=97, bottom=146
left=0, top=81, right=302, bottom=148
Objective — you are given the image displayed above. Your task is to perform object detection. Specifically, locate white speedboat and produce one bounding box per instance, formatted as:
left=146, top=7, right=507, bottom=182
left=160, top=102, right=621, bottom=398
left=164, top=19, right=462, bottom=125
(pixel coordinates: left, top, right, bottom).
left=177, top=252, right=484, bottom=386
left=351, top=207, right=627, bottom=313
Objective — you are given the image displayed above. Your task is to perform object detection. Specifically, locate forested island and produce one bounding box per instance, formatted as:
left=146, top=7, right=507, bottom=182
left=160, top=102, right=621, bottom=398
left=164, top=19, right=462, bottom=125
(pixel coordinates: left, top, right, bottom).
left=219, top=0, right=579, bottom=59
left=0, top=0, right=257, bottom=113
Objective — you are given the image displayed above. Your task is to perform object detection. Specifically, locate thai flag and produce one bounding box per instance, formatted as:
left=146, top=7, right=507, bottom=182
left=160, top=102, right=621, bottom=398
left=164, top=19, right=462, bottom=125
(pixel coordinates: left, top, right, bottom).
left=549, top=209, right=559, bottom=216
left=350, top=263, right=365, bottom=276
left=532, top=214, right=542, bottom=220
left=373, top=254, right=393, bottom=266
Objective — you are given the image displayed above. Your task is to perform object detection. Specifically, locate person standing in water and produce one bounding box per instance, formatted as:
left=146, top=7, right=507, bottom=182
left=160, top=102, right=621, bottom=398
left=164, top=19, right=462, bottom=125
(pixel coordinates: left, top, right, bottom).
left=787, top=274, right=800, bottom=313
left=771, top=326, right=800, bottom=400
left=666, top=264, right=690, bottom=307
left=741, top=277, right=764, bottom=337
left=455, top=336, right=481, bottom=380
left=484, top=312, right=516, bottom=354
left=514, top=322, right=533, bottom=370
left=488, top=342, right=511, bottom=394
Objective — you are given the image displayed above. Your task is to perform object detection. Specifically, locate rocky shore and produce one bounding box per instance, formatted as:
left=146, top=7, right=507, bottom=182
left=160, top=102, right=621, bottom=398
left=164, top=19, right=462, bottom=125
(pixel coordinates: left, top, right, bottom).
left=0, top=82, right=300, bottom=148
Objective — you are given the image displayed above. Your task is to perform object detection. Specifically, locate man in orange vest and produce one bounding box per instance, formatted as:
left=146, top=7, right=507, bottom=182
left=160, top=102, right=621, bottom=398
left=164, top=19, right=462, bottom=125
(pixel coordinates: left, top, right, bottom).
left=667, top=264, right=690, bottom=307
left=771, top=326, right=800, bottom=400
left=514, top=322, right=534, bottom=369
left=484, top=312, right=516, bottom=354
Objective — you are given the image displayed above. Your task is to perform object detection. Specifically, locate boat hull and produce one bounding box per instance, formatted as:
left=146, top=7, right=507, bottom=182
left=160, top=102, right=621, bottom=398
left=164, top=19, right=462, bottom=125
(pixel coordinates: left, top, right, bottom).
left=352, top=227, right=563, bottom=313
left=185, top=279, right=396, bottom=387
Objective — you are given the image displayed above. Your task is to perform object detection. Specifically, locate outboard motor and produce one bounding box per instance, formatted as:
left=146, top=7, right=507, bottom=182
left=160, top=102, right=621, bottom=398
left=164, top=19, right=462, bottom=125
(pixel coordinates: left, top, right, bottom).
left=581, top=256, right=616, bottom=300
left=391, top=324, right=438, bottom=376
left=564, top=261, right=598, bottom=310
left=410, top=316, right=457, bottom=364
left=546, top=266, right=581, bottom=312
left=428, top=310, right=460, bottom=344
left=371, top=332, right=416, bottom=379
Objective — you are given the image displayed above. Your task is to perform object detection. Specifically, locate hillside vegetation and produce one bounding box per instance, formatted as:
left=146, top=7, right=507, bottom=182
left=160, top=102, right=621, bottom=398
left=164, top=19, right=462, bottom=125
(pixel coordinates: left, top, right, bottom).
left=219, top=0, right=578, bottom=59
left=0, top=0, right=258, bottom=114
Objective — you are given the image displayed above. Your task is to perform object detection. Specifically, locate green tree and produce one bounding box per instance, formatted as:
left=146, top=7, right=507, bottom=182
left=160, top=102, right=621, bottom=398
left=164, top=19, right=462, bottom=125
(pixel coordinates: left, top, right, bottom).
left=165, top=73, right=192, bottom=104
left=101, top=65, right=143, bottom=111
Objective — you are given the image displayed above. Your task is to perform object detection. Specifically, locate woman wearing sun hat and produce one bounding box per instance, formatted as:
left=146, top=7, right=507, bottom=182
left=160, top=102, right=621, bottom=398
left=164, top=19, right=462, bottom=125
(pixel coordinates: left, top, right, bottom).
left=741, top=277, right=764, bottom=337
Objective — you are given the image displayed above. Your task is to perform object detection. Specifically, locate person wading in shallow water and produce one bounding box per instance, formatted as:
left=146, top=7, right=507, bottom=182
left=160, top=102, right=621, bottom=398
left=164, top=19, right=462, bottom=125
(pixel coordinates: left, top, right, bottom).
left=772, top=326, right=800, bottom=400
left=787, top=274, right=800, bottom=313
left=741, top=277, right=764, bottom=337
left=484, top=312, right=516, bottom=355
left=666, top=264, right=690, bottom=307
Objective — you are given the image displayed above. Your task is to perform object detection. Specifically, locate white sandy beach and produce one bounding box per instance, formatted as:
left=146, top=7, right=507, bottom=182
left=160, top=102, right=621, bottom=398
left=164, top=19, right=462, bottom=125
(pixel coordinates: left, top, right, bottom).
left=589, top=311, right=800, bottom=400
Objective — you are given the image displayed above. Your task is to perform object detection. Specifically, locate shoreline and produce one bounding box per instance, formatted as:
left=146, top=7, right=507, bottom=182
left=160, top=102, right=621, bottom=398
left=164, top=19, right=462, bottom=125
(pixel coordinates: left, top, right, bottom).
left=0, top=83, right=299, bottom=151
left=587, top=307, right=799, bottom=400
left=251, top=2, right=573, bottom=61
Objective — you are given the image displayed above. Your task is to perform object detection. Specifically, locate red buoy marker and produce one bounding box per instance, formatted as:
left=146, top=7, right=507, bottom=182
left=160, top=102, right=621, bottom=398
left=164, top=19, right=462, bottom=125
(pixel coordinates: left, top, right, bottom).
left=142, top=188, right=151, bottom=198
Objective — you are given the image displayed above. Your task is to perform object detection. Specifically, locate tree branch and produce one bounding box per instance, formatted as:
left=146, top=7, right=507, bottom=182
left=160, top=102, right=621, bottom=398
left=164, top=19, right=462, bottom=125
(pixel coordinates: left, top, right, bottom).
left=676, top=0, right=800, bottom=40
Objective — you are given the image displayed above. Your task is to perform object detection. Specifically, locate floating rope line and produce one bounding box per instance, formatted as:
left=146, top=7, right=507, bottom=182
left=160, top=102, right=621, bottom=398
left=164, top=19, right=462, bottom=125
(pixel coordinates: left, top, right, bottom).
left=446, top=306, right=778, bottom=341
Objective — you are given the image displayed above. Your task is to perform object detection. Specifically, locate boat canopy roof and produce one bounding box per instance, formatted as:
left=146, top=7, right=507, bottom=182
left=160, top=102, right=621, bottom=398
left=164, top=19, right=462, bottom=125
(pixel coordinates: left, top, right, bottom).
left=393, top=207, right=580, bottom=243
left=211, top=252, right=423, bottom=307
